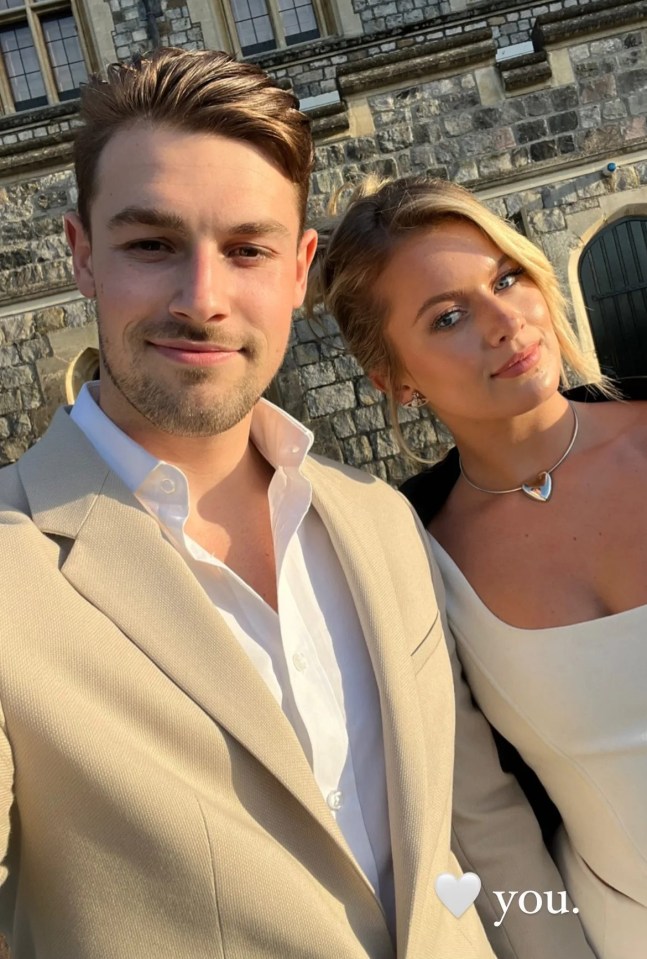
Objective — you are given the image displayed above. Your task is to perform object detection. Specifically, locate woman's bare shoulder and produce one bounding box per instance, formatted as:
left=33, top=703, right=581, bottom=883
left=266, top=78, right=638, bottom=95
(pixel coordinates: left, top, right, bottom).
left=582, top=396, right=647, bottom=460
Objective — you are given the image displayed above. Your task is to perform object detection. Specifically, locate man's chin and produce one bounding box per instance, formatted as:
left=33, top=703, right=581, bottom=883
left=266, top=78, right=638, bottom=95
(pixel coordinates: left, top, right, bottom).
left=136, top=390, right=263, bottom=438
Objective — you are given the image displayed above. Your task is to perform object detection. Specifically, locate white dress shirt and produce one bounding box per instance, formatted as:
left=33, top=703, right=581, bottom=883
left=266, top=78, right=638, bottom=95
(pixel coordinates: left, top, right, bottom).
left=70, top=383, right=394, bottom=928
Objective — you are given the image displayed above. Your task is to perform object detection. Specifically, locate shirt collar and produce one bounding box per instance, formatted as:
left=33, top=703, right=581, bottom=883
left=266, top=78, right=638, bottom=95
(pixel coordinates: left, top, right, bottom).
left=69, top=381, right=314, bottom=496
left=70, top=381, right=158, bottom=495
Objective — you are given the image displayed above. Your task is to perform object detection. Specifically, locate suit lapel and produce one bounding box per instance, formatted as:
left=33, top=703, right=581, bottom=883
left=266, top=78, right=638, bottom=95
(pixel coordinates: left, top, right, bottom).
left=17, top=411, right=375, bottom=883
left=304, top=458, right=433, bottom=958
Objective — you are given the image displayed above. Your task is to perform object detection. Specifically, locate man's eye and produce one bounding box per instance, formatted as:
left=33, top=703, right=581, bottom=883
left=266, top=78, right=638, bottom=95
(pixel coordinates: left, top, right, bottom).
left=128, top=240, right=170, bottom=253
left=229, top=246, right=267, bottom=259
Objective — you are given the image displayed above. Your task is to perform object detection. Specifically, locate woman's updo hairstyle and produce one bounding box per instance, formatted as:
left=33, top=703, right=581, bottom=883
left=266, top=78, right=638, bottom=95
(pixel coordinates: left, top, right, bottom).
left=307, top=175, right=608, bottom=460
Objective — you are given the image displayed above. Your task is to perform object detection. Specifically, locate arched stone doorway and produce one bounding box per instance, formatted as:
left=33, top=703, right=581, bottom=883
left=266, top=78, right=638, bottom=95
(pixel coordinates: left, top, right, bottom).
left=578, top=216, right=647, bottom=379
left=66, top=347, right=100, bottom=402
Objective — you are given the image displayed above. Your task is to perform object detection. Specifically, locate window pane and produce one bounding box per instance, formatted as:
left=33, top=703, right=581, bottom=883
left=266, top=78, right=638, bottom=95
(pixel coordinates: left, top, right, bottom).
left=296, top=6, right=316, bottom=31
left=255, top=14, right=273, bottom=40
left=231, top=0, right=250, bottom=18
left=237, top=20, right=256, bottom=47
left=231, top=0, right=276, bottom=55
left=0, top=0, right=25, bottom=11
left=281, top=9, right=298, bottom=32
left=278, top=0, right=318, bottom=40
left=48, top=38, right=67, bottom=68
left=70, top=58, right=86, bottom=86
left=0, top=22, right=47, bottom=109
left=42, top=12, right=87, bottom=98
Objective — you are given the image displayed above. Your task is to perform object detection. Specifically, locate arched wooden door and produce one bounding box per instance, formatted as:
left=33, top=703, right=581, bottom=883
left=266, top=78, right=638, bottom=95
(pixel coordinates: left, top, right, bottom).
left=578, top=215, right=647, bottom=378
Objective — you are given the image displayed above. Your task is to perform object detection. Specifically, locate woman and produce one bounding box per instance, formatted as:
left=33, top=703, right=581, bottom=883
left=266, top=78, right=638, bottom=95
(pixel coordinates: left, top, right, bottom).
left=308, top=175, right=647, bottom=959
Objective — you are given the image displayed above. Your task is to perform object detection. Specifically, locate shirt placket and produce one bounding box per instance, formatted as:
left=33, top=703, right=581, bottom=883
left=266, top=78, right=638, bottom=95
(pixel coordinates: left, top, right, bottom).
left=277, top=521, right=384, bottom=896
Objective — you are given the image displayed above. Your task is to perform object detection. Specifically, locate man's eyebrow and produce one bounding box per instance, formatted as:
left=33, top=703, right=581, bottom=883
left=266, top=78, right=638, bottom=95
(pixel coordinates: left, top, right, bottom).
left=413, top=253, right=511, bottom=324
left=107, top=207, right=188, bottom=233
left=107, top=207, right=291, bottom=240
left=230, top=220, right=292, bottom=239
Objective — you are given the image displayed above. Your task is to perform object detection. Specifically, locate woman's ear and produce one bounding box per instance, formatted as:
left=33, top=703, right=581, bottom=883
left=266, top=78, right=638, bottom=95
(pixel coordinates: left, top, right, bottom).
left=371, top=369, right=418, bottom=407
left=368, top=370, right=389, bottom=395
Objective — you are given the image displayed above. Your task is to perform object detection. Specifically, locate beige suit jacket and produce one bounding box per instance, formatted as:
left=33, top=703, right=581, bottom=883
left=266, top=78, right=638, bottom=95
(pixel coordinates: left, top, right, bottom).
left=0, top=408, right=495, bottom=959
left=0, top=409, right=597, bottom=959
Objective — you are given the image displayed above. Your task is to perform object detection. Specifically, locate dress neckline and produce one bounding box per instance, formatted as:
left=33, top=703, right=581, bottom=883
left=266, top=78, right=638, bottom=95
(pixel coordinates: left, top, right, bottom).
left=428, top=532, right=647, bottom=635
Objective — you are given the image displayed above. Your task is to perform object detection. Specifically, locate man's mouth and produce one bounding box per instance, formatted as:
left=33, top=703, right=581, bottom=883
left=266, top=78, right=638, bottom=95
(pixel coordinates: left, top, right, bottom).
left=148, top=339, right=242, bottom=366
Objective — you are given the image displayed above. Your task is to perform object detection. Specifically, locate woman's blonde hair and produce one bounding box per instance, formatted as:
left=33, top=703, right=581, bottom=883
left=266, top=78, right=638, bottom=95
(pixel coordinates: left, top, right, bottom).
left=308, top=175, right=610, bottom=460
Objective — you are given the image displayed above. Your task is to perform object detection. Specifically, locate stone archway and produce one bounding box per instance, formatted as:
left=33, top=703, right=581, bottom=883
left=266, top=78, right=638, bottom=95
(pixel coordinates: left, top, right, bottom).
left=65, top=346, right=100, bottom=402
left=578, top=215, right=647, bottom=379
left=568, top=197, right=647, bottom=382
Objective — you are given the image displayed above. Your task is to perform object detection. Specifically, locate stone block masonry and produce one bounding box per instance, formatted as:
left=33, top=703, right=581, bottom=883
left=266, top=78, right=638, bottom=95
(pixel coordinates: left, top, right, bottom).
left=0, top=300, right=96, bottom=466
left=309, top=27, right=647, bottom=202
left=0, top=3, right=646, bottom=484
left=0, top=171, right=78, bottom=308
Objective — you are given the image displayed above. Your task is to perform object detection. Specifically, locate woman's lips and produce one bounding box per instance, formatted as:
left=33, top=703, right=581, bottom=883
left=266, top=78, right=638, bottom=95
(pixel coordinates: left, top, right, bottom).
left=492, top=343, right=541, bottom=378
left=149, top=341, right=240, bottom=366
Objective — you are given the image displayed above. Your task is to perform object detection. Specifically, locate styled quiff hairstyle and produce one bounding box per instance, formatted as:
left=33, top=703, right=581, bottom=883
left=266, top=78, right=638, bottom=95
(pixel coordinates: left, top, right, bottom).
left=74, top=47, right=314, bottom=232
left=308, top=175, right=609, bottom=460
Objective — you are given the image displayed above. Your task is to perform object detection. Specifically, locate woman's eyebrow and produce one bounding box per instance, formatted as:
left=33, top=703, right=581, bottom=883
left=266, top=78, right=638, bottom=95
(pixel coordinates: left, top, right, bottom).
left=414, top=289, right=465, bottom=324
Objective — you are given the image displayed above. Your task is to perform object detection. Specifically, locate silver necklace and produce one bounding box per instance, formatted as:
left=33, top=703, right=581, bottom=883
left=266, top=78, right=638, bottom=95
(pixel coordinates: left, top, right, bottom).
left=458, top=403, right=579, bottom=503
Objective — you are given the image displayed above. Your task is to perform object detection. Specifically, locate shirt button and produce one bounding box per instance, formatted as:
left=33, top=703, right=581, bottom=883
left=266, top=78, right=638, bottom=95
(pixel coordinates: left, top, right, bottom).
left=160, top=478, right=176, bottom=494
left=326, top=790, right=343, bottom=811
left=292, top=652, right=307, bottom=672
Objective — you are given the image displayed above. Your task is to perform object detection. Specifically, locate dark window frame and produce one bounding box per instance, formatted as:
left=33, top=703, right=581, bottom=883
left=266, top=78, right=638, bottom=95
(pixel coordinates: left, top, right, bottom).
left=0, top=0, right=90, bottom=114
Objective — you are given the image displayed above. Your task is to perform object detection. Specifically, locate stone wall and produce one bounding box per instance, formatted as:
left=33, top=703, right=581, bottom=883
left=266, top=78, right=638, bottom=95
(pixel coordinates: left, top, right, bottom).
left=0, top=300, right=97, bottom=465
left=352, top=0, right=589, bottom=41
left=0, top=170, right=78, bottom=308
left=0, top=1, right=646, bottom=476
left=308, top=26, right=647, bottom=213
left=110, top=0, right=204, bottom=57
left=258, top=0, right=580, bottom=102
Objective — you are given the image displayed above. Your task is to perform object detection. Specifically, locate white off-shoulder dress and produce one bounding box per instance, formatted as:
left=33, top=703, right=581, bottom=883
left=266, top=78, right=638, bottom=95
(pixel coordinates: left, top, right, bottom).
left=429, top=534, right=647, bottom=959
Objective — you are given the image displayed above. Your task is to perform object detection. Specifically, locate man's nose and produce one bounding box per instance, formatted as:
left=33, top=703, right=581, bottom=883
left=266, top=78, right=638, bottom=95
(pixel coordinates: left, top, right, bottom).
left=169, top=246, right=230, bottom=324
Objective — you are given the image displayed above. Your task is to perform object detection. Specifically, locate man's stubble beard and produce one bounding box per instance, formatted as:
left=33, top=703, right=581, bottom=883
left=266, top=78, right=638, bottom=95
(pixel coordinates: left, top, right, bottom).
left=98, top=318, right=283, bottom=437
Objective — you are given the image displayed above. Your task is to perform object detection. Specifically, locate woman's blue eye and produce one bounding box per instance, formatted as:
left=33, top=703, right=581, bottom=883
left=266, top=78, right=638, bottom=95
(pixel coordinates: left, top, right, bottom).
left=494, top=267, right=524, bottom=291
left=433, top=309, right=462, bottom=331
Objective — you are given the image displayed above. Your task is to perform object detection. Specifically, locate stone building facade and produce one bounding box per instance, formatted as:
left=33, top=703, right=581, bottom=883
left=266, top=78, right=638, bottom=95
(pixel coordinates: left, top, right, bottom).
left=0, top=0, right=646, bottom=492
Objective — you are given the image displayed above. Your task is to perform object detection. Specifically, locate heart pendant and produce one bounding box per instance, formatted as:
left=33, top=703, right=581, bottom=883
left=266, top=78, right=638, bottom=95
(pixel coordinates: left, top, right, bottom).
left=521, top=471, right=552, bottom=502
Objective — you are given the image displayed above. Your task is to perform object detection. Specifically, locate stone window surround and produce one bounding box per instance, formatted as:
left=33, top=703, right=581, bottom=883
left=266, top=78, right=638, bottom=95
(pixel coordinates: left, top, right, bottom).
left=225, top=0, right=320, bottom=56
left=0, top=0, right=100, bottom=115
left=185, top=0, right=361, bottom=57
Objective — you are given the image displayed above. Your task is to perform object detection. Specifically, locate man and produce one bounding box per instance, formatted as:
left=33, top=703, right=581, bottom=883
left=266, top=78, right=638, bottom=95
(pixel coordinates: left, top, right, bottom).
left=0, top=49, right=591, bottom=959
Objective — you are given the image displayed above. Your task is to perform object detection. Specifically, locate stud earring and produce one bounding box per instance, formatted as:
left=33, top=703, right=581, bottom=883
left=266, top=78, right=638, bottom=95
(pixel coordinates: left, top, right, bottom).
left=402, top=390, right=427, bottom=409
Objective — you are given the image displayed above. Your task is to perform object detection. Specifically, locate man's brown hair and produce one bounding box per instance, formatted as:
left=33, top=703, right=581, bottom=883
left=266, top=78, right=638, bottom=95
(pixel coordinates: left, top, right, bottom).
left=74, top=47, right=314, bottom=232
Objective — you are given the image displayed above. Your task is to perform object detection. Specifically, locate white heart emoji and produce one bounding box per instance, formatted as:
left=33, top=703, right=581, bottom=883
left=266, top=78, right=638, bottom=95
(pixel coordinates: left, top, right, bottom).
left=434, top=872, right=481, bottom=918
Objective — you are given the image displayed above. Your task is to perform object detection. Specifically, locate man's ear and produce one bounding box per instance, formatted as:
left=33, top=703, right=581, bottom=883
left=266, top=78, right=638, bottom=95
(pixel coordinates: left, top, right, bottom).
left=63, top=212, right=96, bottom=298
left=293, top=228, right=319, bottom=308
